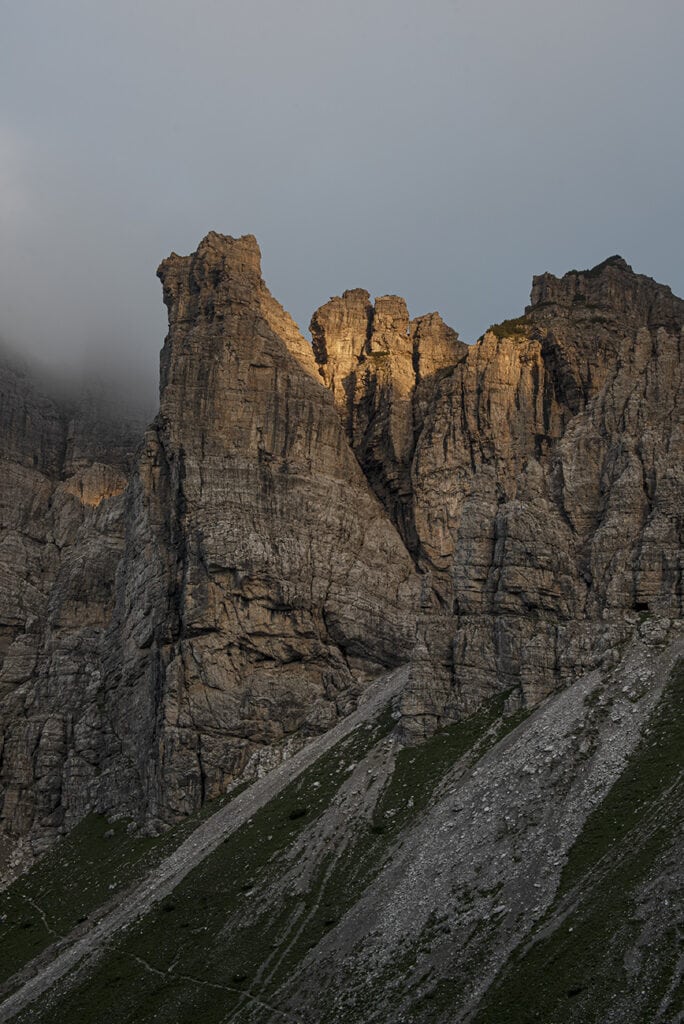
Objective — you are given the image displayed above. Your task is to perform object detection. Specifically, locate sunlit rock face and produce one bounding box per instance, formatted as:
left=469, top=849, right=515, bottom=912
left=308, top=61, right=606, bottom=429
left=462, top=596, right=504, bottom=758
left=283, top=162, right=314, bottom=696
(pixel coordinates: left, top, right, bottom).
left=0, top=240, right=681, bottom=868
left=311, top=290, right=466, bottom=555
left=99, top=233, right=419, bottom=828
left=311, top=257, right=683, bottom=735
left=0, top=235, right=419, bottom=860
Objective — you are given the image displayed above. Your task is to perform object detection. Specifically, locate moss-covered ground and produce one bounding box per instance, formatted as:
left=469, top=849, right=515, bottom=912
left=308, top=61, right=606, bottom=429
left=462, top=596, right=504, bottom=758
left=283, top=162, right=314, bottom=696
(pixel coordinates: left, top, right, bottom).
left=486, top=316, right=529, bottom=340
left=0, top=787, right=245, bottom=990
left=13, top=693, right=520, bottom=1024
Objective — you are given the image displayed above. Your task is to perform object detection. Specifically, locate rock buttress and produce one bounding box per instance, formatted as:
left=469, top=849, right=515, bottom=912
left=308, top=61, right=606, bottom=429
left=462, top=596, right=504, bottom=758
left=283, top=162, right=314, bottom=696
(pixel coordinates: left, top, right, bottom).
left=101, top=232, right=419, bottom=826
left=311, top=291, right=466, bottom=555
left=408, top=259, right=683, bottom=730
left=311, top=259, right=683, bottom=735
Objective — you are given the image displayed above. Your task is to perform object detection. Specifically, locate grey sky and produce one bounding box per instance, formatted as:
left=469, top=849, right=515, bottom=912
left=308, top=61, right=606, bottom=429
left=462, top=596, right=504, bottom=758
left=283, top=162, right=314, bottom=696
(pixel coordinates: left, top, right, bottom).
left=2, top=0, right=683, bottom=407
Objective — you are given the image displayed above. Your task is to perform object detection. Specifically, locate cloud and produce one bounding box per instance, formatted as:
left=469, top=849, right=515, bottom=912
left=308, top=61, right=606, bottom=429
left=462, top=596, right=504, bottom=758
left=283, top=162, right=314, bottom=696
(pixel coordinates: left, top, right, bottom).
left=0, top=0, right=682, bottom=412
left=0, top=127, right=30, bottom=228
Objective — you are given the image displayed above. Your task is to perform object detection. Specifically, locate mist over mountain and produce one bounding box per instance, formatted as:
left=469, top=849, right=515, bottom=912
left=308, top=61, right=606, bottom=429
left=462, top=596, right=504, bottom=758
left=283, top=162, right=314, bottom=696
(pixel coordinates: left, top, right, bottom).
left=2, top=0, right=683, bottom=406
left=1, top=3, right=683, bottom=1020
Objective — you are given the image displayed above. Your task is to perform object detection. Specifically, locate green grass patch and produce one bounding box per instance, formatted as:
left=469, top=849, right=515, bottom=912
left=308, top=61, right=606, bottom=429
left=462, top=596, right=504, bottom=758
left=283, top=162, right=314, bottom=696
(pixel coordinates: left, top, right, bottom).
left=560, top=660, right=683, bottom=894
left=373, top=695, right=523, bottom=833
left=17, top=709, right=396, bottom=1024
left=487, top=317, right=529, bottom=340
left=17, top=693, right=530, bottom=1024
left=0, top=785, right=249, bottom=990
left=0, top=815, right=165, bottom=987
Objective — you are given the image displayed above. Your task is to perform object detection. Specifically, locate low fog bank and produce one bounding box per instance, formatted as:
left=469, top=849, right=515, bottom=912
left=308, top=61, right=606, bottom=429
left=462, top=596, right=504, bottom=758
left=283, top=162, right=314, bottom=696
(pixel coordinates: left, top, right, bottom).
left=0, top=237, right=164, bottom=419
left=0, top=326, right=159, bottom=422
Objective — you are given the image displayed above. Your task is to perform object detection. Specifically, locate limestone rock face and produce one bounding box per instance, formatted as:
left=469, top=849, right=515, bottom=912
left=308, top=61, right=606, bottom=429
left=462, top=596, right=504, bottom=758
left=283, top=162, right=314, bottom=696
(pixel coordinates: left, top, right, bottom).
left=528, top=251, right=684, bottom=407
left=0, top=242, right=681, bottom=868
left=98, top=233, right=418, bottom=827
left=404, top=259, right=683, bottom=729
left=310, top=258, right=682, bottom=735
left=0, top=352, right=144, bottom=863
left=311, top=291, right=466, bottom=552
left=0, top=235, right=420, bottom=857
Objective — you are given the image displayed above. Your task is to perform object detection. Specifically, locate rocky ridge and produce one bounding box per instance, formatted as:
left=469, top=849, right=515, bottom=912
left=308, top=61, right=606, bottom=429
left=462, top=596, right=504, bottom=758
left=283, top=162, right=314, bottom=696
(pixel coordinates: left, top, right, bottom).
left=0, top=237, right=682, bottom=873
left=309, top=254, right=683, bottom=733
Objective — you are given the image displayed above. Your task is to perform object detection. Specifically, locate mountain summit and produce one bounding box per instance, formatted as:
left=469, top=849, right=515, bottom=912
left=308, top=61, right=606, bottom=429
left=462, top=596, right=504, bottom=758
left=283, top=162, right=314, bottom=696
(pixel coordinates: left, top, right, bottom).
left=0, top=236, right=681, bottom=1023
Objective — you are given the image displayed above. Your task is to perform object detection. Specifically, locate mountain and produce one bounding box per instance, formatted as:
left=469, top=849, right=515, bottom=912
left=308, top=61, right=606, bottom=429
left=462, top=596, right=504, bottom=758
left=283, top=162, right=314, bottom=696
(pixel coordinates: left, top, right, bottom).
left=0, top=236, right=681, bottom=1023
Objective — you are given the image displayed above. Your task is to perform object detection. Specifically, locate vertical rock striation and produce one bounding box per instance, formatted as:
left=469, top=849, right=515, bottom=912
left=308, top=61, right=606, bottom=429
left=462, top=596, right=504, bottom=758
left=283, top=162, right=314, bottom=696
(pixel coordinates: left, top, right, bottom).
left=311, top=291, right=466, bottom=554
left=1, top=242, right=681, bottom=868
left=311, top=257, right=683, bottom=735
left=99, top=233, right=418, bottom=828
left=0, top=350, right=144, bottom=864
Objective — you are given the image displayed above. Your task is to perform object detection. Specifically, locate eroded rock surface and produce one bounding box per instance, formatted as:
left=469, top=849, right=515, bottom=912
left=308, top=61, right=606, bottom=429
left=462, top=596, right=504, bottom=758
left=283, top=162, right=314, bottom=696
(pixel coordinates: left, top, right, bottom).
left=1, top=242, right=681, bottom=873
left=310, top=257, right=683, bottom=735
left=311, top=290, right=466, bottom=552
left=0, top=350, right=144, bottom=866
left=1, top=235, right=420, bottom=864
left=97, top=233, right=418, bottom=828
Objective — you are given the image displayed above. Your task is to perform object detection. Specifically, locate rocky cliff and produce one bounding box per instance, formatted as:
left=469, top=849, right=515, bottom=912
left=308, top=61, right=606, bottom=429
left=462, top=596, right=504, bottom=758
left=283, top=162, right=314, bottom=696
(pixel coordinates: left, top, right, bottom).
left=95, top=233, right=418, bottom=830
left=311, top=290, right=465, bottom=553
left=310, top=254, right=683, bottom=734
left=0, top=350, right=144, bottom=866
left=0, top=239, right=681, bottom=875
left=0, top=235, right=420, bottom=865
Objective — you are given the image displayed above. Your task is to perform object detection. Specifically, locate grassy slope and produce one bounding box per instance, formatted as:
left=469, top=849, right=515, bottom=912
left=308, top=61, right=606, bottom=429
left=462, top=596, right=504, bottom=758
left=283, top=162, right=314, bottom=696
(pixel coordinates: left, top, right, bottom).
left=0, top=817, right=172, bottom=988
left=0, top=789, right=244, bottom=990
left=473, top=659, right=684, bottom=1024
left=7, top=661, right=679, bottom=1024
left=13, top=695, right=517, bottom=1024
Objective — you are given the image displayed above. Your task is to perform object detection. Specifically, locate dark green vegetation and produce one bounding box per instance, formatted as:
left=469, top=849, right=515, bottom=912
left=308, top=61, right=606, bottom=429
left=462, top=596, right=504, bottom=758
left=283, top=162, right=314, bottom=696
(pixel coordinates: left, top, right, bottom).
left=374, top=695, right=527, bottom=834
left=0, top=816, right=165, bottom=988
left=7, top=664, right=679, bottom=1024
left=13, top=708, right=395, bottom=1024
left=473, top=659, right=684, bottom=1024
left=12, top=695, right=520, bottom=1024
left=486, top=316, right=528, bottom=340
left=0, top=789, right=244, bottom=990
